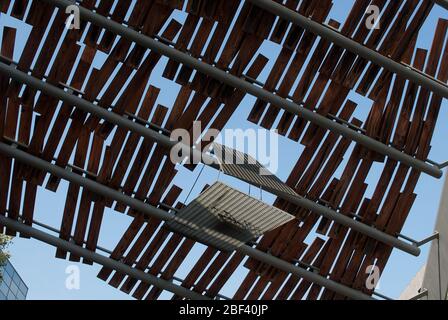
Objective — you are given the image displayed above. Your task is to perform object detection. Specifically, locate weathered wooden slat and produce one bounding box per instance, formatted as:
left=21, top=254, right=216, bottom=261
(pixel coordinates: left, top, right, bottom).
left=96, top=216, right=146, bottom=281
left=11, top=0, right=28, bottom=19
left=55, top=128, right=90, bottom=259
left=108, top=185, right=183, bottom=292
left=130, top=232, right=184, bottom=298
left=146, top=238, right=196, bottom=300
left=1, top=0, right=446, bottom=302
left=0, top=0, right=11, bottom=12
left=172, top=247, right=218, bottom=300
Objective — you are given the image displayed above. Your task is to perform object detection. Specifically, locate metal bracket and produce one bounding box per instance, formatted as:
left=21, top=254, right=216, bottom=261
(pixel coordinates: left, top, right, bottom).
left=409, top=288, right=429, bottom=300
left=158, top=202, right=179, bottom=214
left=372, top=291, right=394, bottom=300
left=242, top=74, right=304, bottom=105
left=124, top=112, right=171, bottom=136
left=397, top=232, right=439, bottom=247
left=59, top=81, right=85, bottom=96
left=417, top=232, right=440, bottom=247
left=327, top=114, right=367, bottom=134
left=426, top=159, right=448, bottom=169
left=293, top=259, right=320, bottom=274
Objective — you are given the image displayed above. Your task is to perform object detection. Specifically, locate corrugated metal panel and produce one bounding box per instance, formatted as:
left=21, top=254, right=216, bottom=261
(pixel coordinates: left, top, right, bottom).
left=212, top=143, right=298, bottom=197
left=167, top=182, right=295, bottom=251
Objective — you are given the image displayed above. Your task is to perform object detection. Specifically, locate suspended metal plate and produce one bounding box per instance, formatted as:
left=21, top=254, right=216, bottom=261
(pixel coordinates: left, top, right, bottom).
left=212, top=143, right=298, bottom=197
left=167, top=182, right=295, bottom=251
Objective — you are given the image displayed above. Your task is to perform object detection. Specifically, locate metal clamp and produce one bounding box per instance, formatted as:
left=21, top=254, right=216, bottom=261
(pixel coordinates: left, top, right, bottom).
left=409, top=288, right=429, bottom=300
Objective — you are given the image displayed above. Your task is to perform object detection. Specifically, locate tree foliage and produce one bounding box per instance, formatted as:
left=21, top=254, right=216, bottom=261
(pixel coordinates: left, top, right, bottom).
left=0, top=234, right=12, bottom=282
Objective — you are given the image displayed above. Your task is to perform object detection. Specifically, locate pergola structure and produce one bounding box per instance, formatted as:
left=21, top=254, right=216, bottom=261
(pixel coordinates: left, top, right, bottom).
left=0, top=0, right=447, bottom=300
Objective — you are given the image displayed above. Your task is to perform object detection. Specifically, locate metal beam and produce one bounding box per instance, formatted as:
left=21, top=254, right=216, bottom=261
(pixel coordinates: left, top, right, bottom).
left=37, top=0, right=442, bottom=179
left=237, top=245, right=375, bottom=300
left=247, top=0, right=448, bottom=99
left=0, top=215, right=207, bottom=300
left=422, top=172, right=448, bottom=299
left=276, top=191, right=420, bottom=256
left=0, top=143, right=375, bottom=300
left=0, top=143, right=174, bottom=222
left=0, top=62, right=421, bottom=256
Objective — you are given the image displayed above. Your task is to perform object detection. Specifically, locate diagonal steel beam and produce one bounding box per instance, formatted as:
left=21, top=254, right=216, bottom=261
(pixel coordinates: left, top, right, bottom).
left=0, top=142, right=375, bottom=300
left=13, top=214, right=235, bottom=300
left=37, top=0, right=443, bottom=179
left=0, top=144, right=174, bottom=222
left=0, top=215, right=207, bottom=300
left=0, top=62, right=421, bottom=256
left=247, top=0, right=448, bottom=98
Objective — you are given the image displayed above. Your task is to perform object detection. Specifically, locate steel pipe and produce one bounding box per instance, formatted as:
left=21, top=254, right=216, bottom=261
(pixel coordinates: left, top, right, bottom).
left=0, top=143, right=375, bottom=300
left=18, top=214, right=234, bottom=300
left=278, top=191, right=420, bottom=256
left=0, top=62, right=421, bottom=256
left=37, top=0, right=442, bottom=179
left=238, top=245, right=375, bottom=300
left=0, top=143, right=174, bottom=222
left=247, top=0, right=448, bottom=99
left=0, top=215, right=207, bottom=300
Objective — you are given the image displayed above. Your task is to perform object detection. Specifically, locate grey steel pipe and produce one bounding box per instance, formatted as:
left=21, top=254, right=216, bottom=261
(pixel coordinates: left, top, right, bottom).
left=237, top=245, right=375, bottom=300
left=0, top=215, right=207, bottom=300
left=16, top=214, right=234, bottom=300
left=278, top=191, right=420, bottom=256
left=0, top=62, right=421, bottom=256
left=0, top=143, right=375, bottom=300
left=0, top=143, right=174, bottom=222
left=247, top=0, right=448, bottom=100
left=0, top=62, right=194, bottom=163
left=38, top=0, right=443, bottom=179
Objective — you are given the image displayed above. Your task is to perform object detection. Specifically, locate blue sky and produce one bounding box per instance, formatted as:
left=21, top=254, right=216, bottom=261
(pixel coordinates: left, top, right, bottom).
left=1, top=1, right=447, bottom=300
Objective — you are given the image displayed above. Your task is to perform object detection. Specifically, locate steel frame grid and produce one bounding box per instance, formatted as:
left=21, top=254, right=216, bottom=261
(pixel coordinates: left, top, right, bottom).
left=0, top=0, right=446, bottom=300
